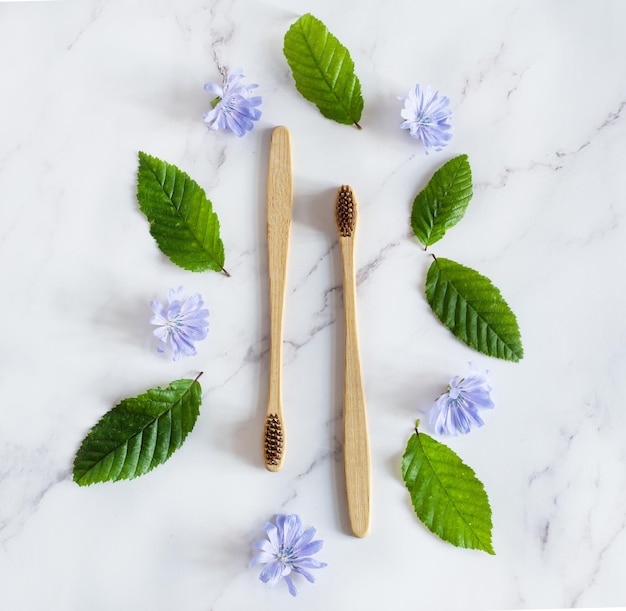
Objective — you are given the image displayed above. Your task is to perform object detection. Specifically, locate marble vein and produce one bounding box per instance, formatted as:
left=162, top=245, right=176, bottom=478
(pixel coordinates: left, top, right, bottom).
left=207, top=0, right=236, bottom=75
left=356, top=240, right=401, bottom=286
left=568, top=512, right=626, bottom=607
left=459, top=42, right=507, bottom=101
left=0, top=445, right=70, bottom=546
left=66, top=0, right=111, bottom=52
left=479, top=95, right=626, bottom=193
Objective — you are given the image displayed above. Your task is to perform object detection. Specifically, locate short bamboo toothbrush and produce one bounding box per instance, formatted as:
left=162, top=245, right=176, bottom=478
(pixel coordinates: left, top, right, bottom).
left=264, top=126, right=293, bottom=471
left=335, top=185, right=372, bottom=537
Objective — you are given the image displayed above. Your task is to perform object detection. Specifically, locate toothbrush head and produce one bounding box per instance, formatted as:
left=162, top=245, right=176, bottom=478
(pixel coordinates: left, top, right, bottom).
left=335, top=185, right=357, bottom=238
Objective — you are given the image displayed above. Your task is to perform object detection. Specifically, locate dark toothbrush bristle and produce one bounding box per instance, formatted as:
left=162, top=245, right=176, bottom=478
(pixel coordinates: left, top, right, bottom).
left=264, top=413, right=283, bottom=465
left=336, top=185, right=356, bottom=238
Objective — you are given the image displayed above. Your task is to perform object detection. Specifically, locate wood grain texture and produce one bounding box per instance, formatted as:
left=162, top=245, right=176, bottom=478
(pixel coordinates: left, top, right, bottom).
left=336, top=186, right=372, bottom=536
left=264, top=126, right=293, bottom=471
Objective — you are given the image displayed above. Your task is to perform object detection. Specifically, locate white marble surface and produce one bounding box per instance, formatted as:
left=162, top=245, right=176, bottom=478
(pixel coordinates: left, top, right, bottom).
left=1, top=1, right=625, bottom=609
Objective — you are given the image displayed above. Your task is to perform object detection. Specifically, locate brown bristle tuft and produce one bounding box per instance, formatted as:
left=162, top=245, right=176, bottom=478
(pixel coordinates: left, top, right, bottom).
left=336, top=185, right=357, bottom=238
left=264, top=413, right=284, bottom=466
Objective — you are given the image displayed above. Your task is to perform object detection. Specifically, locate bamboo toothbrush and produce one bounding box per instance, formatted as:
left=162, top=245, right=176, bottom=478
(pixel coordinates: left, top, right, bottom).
left=335, top=185, right=372, bottom=537
left=263, top=126, right=293, bottom=471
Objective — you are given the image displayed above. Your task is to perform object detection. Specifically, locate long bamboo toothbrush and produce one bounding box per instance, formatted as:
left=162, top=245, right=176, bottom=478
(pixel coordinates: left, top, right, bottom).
left=263, top=126, right=293, bottom=471
left=335, top=185, right=372, bottom=537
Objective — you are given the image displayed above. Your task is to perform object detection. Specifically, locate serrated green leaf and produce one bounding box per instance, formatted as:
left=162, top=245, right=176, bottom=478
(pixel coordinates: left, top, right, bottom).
left=283, top=13, right=363, bottom=128
left=73, top=377, right=202, bottom=486
left=425, top=257, right=523, bottom=361
left=402, top=426, right=494, bottom=554
left=137, top=152, right=228, bottom=275
left=411, top=155, right=473, bottom=247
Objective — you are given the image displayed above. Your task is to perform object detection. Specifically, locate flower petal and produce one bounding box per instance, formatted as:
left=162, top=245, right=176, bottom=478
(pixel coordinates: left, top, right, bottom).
left=263, top=521, right=280, bottom=551
left=249, top=550, right=274, bottom=566
left=203, top=82, right=223, bottom=97
left=252, top=539, right=275, bottom=554
left=284, top=575, right=298, bottom=597
left=277, top=514, right=303, bottom=548
left=259, top=560, right=285, bottom=586
left=293, top=539, right=323, bottom=558
left=294, top=557, right=328, bottom=570
left=293, top=526, right=317, bottom=549
left=292, top=566, right=315, bottom=583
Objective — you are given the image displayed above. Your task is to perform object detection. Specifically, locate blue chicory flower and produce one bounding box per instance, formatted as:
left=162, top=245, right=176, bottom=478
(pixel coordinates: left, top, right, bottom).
left=203, top=68, right=262, bottom=137
left=399, top=84, right=453, bottom=153
left=428, top=365, right=494, bottom=435
left=149, top=286, right=209, bottom=361
left=250, top=514, right=327, bottom=597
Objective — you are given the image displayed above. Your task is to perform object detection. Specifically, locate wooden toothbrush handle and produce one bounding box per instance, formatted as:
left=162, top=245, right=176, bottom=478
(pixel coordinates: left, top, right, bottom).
left=341, top=239, right=372, bottom=537
left=265, top=126, right=293, bottom=471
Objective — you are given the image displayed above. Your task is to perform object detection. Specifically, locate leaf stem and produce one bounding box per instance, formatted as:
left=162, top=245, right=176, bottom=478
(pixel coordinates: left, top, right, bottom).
left=221, top=267, right=231, bottom=277
left=354, top=121, right=362, bottom=130
left=194, top=371, right=204, bottom=383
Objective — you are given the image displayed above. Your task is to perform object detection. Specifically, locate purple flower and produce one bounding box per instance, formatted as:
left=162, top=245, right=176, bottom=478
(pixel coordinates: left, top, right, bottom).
left=150, top=287, right=209, bottom=361
left=428, top=365, right=494, bottom=435
left=203, top=68, right=262, bottom=137
left=399, top=84, right=452, bottom=153
left=250, top=514, right=327, bottom=596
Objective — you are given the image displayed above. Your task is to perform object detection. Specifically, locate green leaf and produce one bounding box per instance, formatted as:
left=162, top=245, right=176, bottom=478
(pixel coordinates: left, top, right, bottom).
left=425, top=257, right=523, bottom=362
left=73, top=376, right=203, bottom=486
left=411, top=154, right=473, bottom=247
left=137, top=152, right=228, bottom=275
left=402, top=424, right=494, bottom=554
left=283, top=13, right=363, bottom=128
